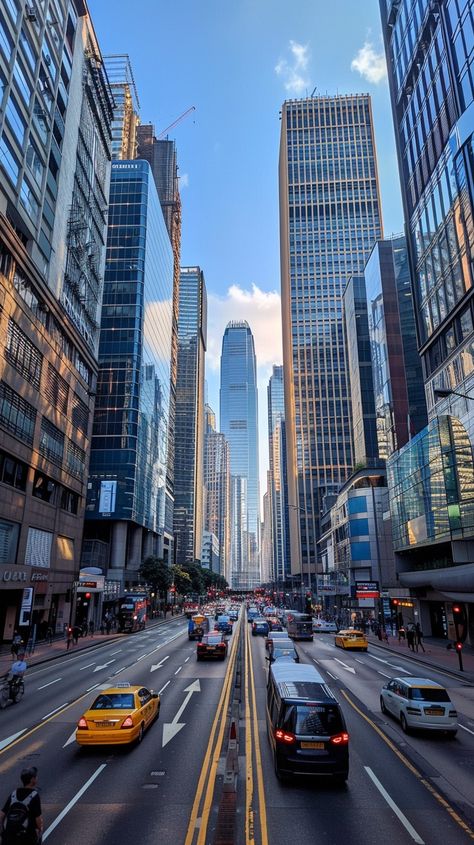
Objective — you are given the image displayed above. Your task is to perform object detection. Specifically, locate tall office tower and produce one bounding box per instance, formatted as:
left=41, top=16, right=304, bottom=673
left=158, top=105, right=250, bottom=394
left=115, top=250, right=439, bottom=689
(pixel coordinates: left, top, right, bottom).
left=279, top=95, right=383, bottom=584
left=203, top=406, right=230, bottom=580
left=261, top=478, right=273, bottom=585
left=267, top=365, right=290, bottom=585
left=137, top=124, right=181, bottom=547
left=0, top=2, right=112, bottom=641
left=103, top=54, right=140, bottom=160
left=220, top=321, right=260, bottom=589
left=174, top=267, right=207, bottom=566
left=343, top=276, right=379, bottom=467
left=380, top=1, right=474, bottom=412
left=84, top=161, right=173, bottom=588
left=364, top=237, right=427, bottom=459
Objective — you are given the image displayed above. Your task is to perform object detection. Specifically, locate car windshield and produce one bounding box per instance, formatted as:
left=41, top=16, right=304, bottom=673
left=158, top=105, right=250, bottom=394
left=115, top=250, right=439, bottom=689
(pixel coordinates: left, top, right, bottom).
left=273, top=648, right=295, bottom=657
left=409, top=688, right=451, bottom=702
left=91, top=693, right=135, bottom=710
left=284, top=704, right=344, bottom=736
left=205, top=636, right=222, bottom=644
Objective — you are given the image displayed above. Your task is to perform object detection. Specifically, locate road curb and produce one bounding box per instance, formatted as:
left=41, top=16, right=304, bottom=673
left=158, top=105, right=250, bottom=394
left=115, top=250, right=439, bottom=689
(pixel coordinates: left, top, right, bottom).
left=367, top=638, right=474, bottom=682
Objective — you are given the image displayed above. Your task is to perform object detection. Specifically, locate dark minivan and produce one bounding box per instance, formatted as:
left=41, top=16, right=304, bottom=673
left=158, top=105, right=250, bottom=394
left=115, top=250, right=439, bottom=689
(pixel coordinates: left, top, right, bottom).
left=266, top=664, right=349, bottom=782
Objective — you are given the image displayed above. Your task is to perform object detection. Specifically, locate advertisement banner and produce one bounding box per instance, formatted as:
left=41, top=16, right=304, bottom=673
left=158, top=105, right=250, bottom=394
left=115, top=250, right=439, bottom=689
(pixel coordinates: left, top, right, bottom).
left=99, top=480, right=117, bottom=514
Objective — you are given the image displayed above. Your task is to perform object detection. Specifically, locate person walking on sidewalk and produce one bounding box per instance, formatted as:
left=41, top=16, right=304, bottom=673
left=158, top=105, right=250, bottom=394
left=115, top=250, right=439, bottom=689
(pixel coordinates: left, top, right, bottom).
left=406, top=626, right=415, bottom=651
left=415, top=622, right=425, bottom=652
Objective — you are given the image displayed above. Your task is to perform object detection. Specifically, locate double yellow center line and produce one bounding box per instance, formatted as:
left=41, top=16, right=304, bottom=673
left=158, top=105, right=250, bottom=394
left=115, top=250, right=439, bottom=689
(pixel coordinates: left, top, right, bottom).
left=244, top=618, right=269, bottom=845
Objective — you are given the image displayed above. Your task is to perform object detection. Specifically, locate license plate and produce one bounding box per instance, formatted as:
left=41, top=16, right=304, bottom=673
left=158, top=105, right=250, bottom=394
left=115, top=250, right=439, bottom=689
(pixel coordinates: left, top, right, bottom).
left=424, top=708, right=444, bottom=716
left=94, top=721, right=115, bottom=727
left=207, top=647, right=216, bottom=651
left=300, top=741, right=325, bottom=749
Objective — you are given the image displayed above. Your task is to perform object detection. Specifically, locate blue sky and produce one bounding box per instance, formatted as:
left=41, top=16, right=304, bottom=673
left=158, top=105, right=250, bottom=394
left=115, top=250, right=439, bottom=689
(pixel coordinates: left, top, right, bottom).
left=89, top=0, right=404, bottom=502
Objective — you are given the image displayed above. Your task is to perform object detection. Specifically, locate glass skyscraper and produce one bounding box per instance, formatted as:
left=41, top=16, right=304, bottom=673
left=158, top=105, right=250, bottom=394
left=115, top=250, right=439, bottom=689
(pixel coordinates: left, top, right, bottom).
left=279, top=95, right=383, bottom=583
left=85, top=160, right=174, bottom=588
left=267, top=365, right=290, bottom=584
left=220, top=321, right=260, bottom=589
left=174, top=267, right=207, bottom=566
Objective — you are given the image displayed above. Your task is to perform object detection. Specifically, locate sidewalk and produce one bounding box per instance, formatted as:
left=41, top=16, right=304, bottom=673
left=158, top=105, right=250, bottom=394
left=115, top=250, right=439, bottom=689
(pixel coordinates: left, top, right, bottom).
left=0, top=614, right=184, bottom=677
left=366, top=631, right=474, bottom=682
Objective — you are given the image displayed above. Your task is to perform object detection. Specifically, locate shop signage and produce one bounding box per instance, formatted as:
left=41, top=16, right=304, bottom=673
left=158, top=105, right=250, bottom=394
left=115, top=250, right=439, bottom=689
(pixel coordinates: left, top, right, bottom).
left=19, top=588, right=33, bottom=626
left=31, top=572, right=48, bottom=582
left=2, top=570, right=27, bottom=583
left=354, top=581, right=380, bottom=599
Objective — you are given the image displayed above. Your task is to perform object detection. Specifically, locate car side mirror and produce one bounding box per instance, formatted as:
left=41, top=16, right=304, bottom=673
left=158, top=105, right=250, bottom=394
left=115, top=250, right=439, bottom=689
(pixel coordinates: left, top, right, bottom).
left=152, top=693, right=159, bottom=699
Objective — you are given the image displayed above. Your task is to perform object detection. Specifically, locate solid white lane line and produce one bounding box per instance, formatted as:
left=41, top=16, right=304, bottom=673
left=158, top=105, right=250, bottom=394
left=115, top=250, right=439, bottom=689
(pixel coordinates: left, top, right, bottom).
left=78, top=663, right=96, bottom=671
left=459, top=724, right=474, bottom=736
left=86, top=683, right=100, bottom=692
left=0, top=730, right=27, bottom=751
left=378, top=670, right=392, bottom=679
left=364, top=766, right=424, bottom=844
left=42, top=703, right=69, bottom=720
left=43, top=764, right=107, bottom=841
left=174, top=666, right=182, bottom=675
left=38, top=678, right=62, bottom=690
left=326, top=671, right=338, bottom=680
left=158, top=681, right=171, bottom=694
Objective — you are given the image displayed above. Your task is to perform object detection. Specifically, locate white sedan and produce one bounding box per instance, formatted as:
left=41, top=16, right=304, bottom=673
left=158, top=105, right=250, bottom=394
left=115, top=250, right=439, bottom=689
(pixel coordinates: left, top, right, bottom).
left=380, top=677, right=458, bottom=735
left=312, top=618, right=338, bottom=633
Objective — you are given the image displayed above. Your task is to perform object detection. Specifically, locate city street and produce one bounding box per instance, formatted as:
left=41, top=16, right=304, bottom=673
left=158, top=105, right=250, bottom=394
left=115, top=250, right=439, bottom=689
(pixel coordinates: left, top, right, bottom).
left=2, top=614, right=473, bottom=844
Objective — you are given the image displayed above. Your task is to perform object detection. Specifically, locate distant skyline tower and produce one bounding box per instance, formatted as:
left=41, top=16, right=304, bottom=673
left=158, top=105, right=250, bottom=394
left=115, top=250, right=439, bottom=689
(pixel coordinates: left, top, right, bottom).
left=220, top=321, right=260, bottom=589
left=174, top=267, right=207, bottom=566
left=267, top=365, right=290, bottom=585
left=203, top=405, right=231, bottom=581
left=279, top=94, right=383, bottom=583
left=103, top=54, right=140, bottom=160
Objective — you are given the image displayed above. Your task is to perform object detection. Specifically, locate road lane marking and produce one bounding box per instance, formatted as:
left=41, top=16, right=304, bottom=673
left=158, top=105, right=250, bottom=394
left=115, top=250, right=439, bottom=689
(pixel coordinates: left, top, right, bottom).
left=0, top=730, right=27, bottom=751
left=162, top=680, right=200, bottom=746
left=341, top=690, right=474, bottom=840
left=174, top=666, right=182, bottom=675
left=367, top=654, right=389, bottom=664
left=38, top=678, right=62, bottom=690
left=151, top=656, right=170, bottom=672
left=184, top=657, right=190, bottom=663
left=86, top=684, right=100, bottom=692
left=42, top=703, right=69, bottom=719
left=247, top=617, right=269, bottom=845
left=112, top=667, right=127, bottom=676
left=158, top=681, right=171, bottom=695
left=334, top=658, right=355, bottom=673
left=110, top=650, right=122, bottom=655
left=245, top=623, right=254, bottom=845
left=364, top=766, right=424, bottom=843
left=43, top=763, right=107, bottom=841
left=78, top=663, right=96, bottom=671
left=184, top=620, right=240, bottom=845
left=378, top=670, right=392, bottom=678
left=459, top=724, right=474, bottom=736
left=63, top=730, right=77, bottom=748
left=326, top=671, right=338, bottom=680
left=355, top=658, right=365, bottom=664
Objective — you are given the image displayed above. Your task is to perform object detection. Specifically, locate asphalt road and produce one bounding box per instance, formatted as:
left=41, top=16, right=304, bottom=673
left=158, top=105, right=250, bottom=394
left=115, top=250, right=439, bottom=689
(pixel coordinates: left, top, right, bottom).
left=1, top=615, right=473, bottom=845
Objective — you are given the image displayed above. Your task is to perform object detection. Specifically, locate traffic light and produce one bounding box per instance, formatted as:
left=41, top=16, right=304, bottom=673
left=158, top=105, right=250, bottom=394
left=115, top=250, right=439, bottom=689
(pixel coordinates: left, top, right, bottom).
left=455, top=641, right=463, bottom=653
left=84, top=592, right=91, bottom=600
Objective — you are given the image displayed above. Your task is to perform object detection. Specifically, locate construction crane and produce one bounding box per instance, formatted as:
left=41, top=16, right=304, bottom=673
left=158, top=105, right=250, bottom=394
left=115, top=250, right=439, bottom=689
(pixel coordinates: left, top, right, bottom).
left=157, top=106, right=196, bottom=140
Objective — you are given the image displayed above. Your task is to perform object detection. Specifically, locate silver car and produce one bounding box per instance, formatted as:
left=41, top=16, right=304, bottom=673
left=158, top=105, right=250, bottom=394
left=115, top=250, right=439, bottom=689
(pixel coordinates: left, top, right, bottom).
left=380, top=677, right=458, bottom=736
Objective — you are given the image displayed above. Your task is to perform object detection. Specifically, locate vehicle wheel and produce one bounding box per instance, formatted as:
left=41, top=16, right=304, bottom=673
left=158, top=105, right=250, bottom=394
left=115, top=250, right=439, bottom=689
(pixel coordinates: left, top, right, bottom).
left=137, top=723, right=145, bottom=744
left=380, top=696, right=387, bottom=715
left=274, top=757, right=287, bottom=782
left=400, top=713, right=409, bottom=734
left=12, top=682, right=24, bottom=704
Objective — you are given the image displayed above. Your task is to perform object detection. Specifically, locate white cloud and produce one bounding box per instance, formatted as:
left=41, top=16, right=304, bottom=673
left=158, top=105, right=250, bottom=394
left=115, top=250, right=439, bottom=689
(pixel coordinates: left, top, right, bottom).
left=351, top=41, right=387, bottom=84
left=206, top=283, right=282, bottom=372
left=179, top=172, right=189, bottom=188
left=275, top=40, right=311, bottom=95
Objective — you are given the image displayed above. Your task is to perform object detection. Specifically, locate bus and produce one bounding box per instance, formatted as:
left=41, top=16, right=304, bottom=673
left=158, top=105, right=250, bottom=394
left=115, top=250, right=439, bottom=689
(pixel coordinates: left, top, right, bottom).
left=286, top=612, right=313, bottom=641
left=117, top=593, right=148, bottom=633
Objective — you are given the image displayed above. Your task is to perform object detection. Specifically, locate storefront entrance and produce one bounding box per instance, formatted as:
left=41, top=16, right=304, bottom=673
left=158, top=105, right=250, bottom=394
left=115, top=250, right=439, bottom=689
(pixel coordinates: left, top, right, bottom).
left=429, top=602, right=448, bottom=638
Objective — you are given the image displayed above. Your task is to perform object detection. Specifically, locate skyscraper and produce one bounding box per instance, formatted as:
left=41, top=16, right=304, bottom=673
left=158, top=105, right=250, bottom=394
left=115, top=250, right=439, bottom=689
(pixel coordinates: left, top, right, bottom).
left=84, top=161, right=173, bottom=586
left=267, top=365, right=290, bottom=585
left=174, top=267, right=207, bottom=566
left=0, top=2, right=112, bottom=639
left=203, top=406, right=230, bottom=580
left=103, top=54, right=140, bottom=161
left=279, top=95, right=383, bottom=584
left=220, top=321, right=260, bottom=589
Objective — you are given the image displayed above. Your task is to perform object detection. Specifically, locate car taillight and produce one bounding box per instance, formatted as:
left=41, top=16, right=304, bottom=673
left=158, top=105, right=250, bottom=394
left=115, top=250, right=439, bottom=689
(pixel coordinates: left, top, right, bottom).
left=197, top=643, right=205, bottom=648
left=218, top=643, right=226, bottom=649
left=77, top=717, right=88, bottom=730
left=275, top=729, right=295, bottom=744
left=330, top=732, right=349, bottom=745
left=121, top=716, right=134, bottom=728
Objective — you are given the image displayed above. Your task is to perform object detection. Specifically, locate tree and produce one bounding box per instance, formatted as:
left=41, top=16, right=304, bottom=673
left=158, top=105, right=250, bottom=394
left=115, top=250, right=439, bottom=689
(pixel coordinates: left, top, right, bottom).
left=171, top=565, right=192, bottom=595
left=139, top=556, right=171, bottom=599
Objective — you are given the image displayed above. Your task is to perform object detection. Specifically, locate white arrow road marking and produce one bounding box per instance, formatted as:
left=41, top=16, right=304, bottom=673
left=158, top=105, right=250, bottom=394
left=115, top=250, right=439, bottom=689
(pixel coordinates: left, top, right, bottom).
left=63, top=730, right=77, bottom=748
left=38, top=678, right=62, bottom=690
left=93, top=659, right=117, bottom=673
left=0, top=729, right=27, bottom=751
left=43, top=764, right=107, bottom=841
left=333, top=658, right=356, bottom=673
left=150, top=656, right=170, bottom=672
left=364, top=767, right=424, bottom=843
left=162, top=679, right=201, bottom=747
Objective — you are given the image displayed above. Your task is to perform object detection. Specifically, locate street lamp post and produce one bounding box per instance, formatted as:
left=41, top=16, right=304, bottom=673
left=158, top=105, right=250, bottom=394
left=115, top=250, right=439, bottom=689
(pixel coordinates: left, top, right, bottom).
left=434, top=387, right=474, bottom=402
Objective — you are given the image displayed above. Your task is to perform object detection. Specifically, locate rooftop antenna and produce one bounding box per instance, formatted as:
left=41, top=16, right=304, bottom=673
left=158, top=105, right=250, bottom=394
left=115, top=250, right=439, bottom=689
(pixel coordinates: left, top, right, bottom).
left=311, top=85, right=318, bottom=97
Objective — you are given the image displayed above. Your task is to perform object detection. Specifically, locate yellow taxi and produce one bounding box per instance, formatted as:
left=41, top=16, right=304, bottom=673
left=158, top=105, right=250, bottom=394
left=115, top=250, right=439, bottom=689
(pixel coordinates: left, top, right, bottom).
left=76, top=682, right=160, bottom=746
left=334, top=629, right=368, bottom=651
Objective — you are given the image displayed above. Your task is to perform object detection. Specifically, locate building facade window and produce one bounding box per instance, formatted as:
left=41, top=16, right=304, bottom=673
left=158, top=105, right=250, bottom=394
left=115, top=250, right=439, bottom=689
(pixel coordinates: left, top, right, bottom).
left=0, top=381, right=36, bottom=444
left=44, top=363, right=69, bottom=414
left=0, top=449, right=28, bottom=491
left=0, top=519, right=20, bottom=565
left=24, top=526, right=52, bottom=568
left=66, top=439, right=85, bottom=479
left=5, top=319, right=42, bottom=388
left=32, top=470, right=58, bottom=503
left=39, top=417, right=64, bottom=465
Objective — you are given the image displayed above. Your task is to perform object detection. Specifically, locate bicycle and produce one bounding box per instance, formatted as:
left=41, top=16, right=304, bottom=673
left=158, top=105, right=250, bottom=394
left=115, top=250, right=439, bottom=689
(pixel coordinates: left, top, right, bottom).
left=0, top=675, right=25, bottom=708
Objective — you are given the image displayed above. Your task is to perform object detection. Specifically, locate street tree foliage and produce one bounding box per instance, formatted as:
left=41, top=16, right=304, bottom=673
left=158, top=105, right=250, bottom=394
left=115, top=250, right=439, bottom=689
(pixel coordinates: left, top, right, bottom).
left=171, top=565, right=192, bottom=595
left=139, top=556, right=172, bottom=598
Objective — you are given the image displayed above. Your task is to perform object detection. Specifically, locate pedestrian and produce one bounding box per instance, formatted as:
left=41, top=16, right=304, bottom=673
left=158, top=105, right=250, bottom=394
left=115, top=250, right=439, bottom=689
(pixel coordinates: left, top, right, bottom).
left=105, top=619, right=111, bottom=635
left=46, top=626, right=53, bottom=645
left=10, top=631, right=23, bottom=659
left=0, top=766, right=43, bottom=845
left=66, top=627, right=73, bottom=650
left=398, top=626, right=405, bottom=643
left=100, top=620, right=105, bottom=635
left=72, top=625, right=81, bottom=645
left=415, top=622, right=425, bottom=652
left=406, top=626, right=415, bottom=652
left=88, top=620, right=94, bottom=638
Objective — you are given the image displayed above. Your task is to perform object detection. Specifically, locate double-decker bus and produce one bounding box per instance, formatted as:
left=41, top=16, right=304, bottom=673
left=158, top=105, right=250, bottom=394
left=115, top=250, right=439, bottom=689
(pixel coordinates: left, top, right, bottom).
left=117, top=593, right=148, bottom=633
left=286, top=612, right=313, bottom=641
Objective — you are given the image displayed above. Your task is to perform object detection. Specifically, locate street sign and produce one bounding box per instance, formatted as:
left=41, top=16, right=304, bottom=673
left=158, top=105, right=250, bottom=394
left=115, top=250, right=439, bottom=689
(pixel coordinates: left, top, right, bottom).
left=354, top=581, right=380, bottom=599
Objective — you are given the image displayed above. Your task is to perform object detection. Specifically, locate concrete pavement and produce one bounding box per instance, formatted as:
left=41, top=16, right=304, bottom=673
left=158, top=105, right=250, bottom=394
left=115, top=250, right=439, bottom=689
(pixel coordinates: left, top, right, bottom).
left=366, top=630, right=474, bottom=681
